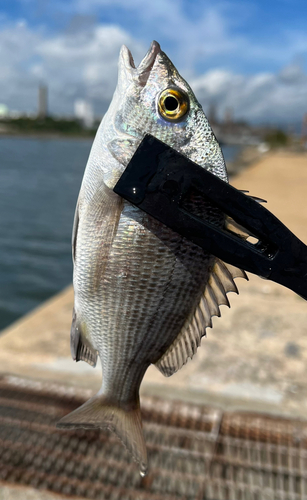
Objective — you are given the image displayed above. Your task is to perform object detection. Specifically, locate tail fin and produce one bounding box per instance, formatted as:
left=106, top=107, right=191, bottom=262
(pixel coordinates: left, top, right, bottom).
left=57, top=393, right=147, bottom=476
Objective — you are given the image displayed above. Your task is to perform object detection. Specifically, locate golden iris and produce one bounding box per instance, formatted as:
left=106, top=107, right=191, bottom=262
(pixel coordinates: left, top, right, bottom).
left=158, top=88, right=189, bottom=121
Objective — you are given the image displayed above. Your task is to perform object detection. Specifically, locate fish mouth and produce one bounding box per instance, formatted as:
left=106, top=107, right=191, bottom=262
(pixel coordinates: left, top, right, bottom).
left=137, top=41, right=161, bottom=74
left=121, top=40, right=161, bottom=86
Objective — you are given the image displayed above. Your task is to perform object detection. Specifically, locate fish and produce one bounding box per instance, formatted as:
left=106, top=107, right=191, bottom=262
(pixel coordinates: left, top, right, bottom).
left=57, top=40, right=247, bottom=475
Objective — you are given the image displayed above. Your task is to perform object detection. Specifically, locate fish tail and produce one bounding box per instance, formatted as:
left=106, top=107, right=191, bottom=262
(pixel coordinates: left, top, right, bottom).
left=57, top=392, right=148, bottom=476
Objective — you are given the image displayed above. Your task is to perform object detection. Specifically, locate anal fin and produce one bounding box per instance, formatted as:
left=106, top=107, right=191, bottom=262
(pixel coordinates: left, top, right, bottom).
left=70, top=308, right=98, bottom=367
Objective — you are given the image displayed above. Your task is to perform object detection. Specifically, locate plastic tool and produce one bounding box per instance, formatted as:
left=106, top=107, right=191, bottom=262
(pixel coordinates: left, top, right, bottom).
left=114, top=134, right=307, bottom=300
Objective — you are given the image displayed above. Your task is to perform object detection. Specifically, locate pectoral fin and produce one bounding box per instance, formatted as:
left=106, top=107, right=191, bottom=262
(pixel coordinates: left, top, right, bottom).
left=107, top=137, right=139, bottom=165
left=72, top=199, right=79, bottom=263
left=225, top=193, right=267, bottom=240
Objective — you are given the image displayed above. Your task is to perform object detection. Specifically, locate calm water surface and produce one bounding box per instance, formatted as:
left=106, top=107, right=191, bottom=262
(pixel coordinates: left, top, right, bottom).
left=0, top=137, right=239, bottom=331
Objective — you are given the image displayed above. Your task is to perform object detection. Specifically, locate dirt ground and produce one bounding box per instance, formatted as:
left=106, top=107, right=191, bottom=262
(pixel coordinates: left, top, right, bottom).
left=0, top=150, right=306, bottom=418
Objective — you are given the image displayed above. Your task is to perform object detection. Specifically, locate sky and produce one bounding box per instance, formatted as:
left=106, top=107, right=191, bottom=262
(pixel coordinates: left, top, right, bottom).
left=0, top=0, right=307, bottom=125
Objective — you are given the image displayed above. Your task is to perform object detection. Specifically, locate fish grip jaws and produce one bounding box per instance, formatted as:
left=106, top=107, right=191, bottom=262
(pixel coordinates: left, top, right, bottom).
left=114, top=134, right=307, bottom=300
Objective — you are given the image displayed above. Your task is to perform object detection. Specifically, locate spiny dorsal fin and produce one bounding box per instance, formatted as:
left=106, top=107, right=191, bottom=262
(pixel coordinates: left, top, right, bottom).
left=155, top=259, right=247, bottom=377
left=70, top=308, right=98, bottom=367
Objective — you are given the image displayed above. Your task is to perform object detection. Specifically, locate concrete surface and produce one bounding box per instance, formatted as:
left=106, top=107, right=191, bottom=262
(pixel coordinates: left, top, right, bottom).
left=0, top=151, right=306, bottom=418
left=0, top=484, right=84, bottom=500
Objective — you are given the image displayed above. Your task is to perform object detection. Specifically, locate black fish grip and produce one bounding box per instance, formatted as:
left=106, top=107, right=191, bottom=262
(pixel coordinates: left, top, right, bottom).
left=114, top=134, right=307, bottom=300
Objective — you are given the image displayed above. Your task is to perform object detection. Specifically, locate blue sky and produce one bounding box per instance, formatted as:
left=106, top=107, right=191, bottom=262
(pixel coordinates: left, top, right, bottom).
left=0, top=0, right=307, bottom=124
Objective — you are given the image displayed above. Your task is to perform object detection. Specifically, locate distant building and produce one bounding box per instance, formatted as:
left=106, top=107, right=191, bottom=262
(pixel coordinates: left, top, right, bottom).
left=74, top=99, right=94, bottom=128
left=38, top=85, right=48, bottom=119
left=224, top=107, right=233, bottom=126
left=0, top=104, right=8, bottom=118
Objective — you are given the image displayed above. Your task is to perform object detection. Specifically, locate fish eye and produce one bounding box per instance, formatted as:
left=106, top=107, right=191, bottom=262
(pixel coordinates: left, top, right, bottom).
left=158, top=88, right=189, bottom=121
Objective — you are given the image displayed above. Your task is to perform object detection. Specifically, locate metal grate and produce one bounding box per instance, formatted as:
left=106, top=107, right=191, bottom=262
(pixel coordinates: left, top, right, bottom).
left=1, top=375, right=307, bottom=499
left=210, top=413, right=307, bottom=500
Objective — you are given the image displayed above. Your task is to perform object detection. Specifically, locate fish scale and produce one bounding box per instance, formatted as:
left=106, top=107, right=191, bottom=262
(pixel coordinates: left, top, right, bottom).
left=78, top=199, right=213, bottom=401
left=58, top=40, right=246, bottom=476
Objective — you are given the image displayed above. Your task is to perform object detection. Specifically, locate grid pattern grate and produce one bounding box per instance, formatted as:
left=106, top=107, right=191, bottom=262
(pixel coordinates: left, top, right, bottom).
left=1, top=375, right=307, bottom=500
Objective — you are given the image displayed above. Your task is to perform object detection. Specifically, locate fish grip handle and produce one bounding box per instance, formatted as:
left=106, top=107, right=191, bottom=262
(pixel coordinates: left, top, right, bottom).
left=114, top=134, right=307, bottom=300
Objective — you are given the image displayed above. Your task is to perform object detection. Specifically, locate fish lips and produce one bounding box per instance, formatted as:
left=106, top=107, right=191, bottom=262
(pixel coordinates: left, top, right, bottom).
left=120, top=40, right=161, bottom=86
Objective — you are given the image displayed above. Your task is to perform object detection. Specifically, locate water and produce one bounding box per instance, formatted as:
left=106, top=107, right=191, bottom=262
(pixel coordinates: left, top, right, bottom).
left=222, top=144, right=241, bottom=164
left=0, top=137, right=92, bottom=331
left=0, top=137, right=240, bottom=331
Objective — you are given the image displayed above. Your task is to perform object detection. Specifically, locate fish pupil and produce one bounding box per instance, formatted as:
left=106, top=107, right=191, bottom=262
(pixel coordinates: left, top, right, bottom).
left=164, top=96, right=178, bottom=112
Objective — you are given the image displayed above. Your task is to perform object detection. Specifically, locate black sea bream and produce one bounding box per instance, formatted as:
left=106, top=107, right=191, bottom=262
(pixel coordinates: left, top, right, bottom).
left=57, top=41, right=247, bottom=475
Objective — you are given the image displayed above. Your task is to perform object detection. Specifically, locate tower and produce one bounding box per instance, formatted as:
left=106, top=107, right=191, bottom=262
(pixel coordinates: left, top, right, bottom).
left=38, top=85, right=48, bottom=119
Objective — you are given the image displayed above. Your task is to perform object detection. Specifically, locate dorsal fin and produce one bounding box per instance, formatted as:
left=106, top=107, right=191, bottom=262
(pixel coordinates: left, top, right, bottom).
left=155, top=259, right=248, bottom=377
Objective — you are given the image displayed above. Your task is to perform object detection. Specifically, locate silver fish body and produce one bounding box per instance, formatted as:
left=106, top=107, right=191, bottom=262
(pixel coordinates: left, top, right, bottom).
left=58, top=41, right=246, bottom=475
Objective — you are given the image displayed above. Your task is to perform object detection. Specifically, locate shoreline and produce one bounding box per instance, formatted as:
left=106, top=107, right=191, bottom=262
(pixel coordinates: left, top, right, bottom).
left=0, top=131, right=94, bottom=141
left=0, top=132, right=263, bottom=170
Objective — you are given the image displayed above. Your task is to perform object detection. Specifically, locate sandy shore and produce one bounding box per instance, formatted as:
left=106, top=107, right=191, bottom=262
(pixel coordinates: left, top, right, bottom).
left=0, top=150, right=306, bottom=418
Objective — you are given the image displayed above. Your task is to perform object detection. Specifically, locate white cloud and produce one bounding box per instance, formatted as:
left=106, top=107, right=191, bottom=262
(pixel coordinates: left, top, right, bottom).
left=35, top=24, right=145, bottom=111
left=0, top=4, right=306, bottom=125
left=0, top=20, right=145, bottom=115
left=70, top=0, right=307, bottom=72
left=191, top=67, right=307, bottom=123
left=0, top=21, right=42, bottom=112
